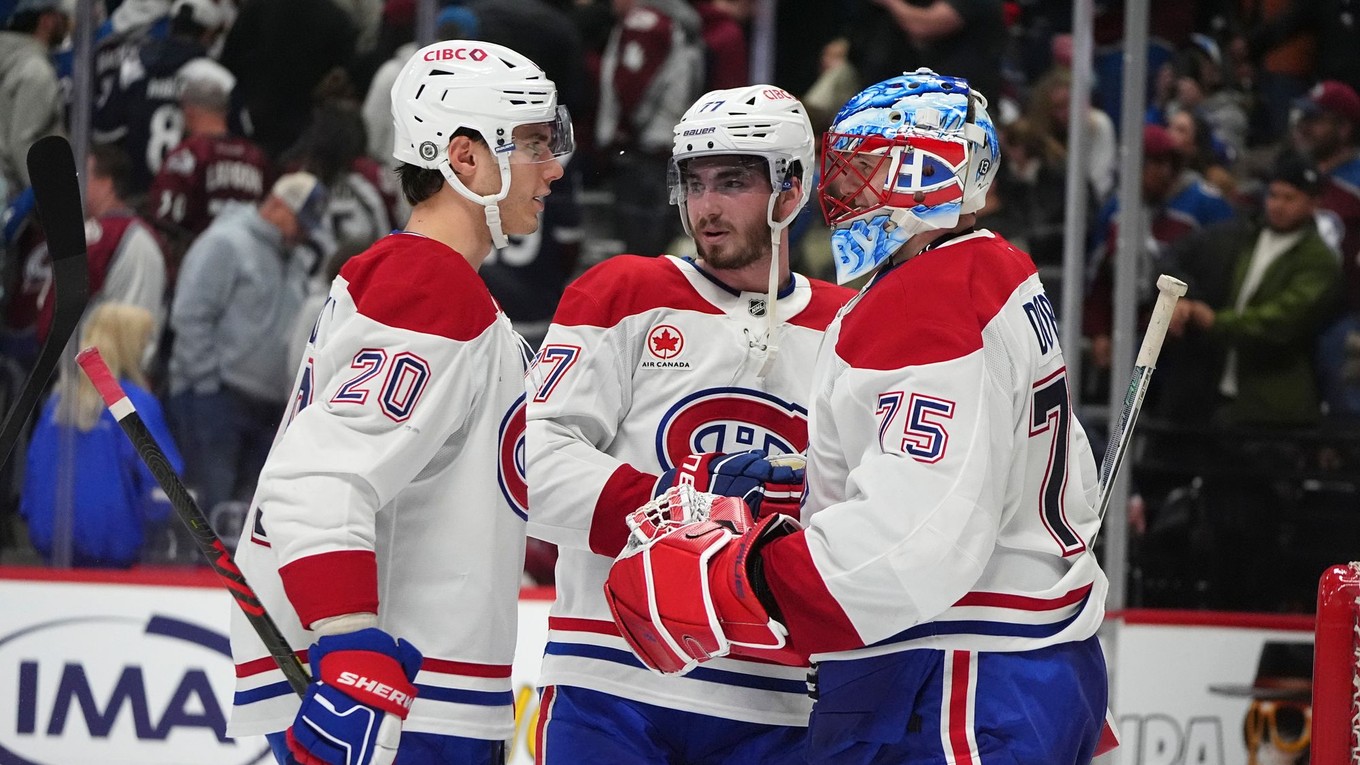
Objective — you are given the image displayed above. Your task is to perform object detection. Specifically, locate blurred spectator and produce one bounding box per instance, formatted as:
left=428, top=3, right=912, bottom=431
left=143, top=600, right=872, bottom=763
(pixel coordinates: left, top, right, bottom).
left=480, top=162, right=583, bottom=349
left=1167, top=109, right=1237, bottom=201
left=283, top=95, right=398, bottom=267
left=0, top=0, right=69, bottom=202
left=219, top=0, right=358, bottom=159
left=468, top=0, right=587, bottom=119
left=1292, top=81, right=1360, bottom=297
left=1167, top=155, right=1342, bottom=428
left=329, top=0, right=382, bottom=60
left=977, top=116, right=1087, bottom=270
left=1089, top=0, right=1194, bottom=129
left=802, top=36, right=859, bottom=136
left=1159, top=157, right=1342, bottom=612
left=12, top=145, right=168, bottom=352
left=1084, top=124, right=1235, bottom=373
left=1156, top=35, right=1250, bottom=164
left=147, top=57, right=273, bottom=270
left=91, top=0, right=227, bottom=198
left=1242, top=0, right=1317, bottom=144
left=695, top=0, right=750, bottom=91
left=854, top=0, right=1004, bottom=106
left=20, top=302, right=181, bottom=568
left=168, top=172, right=325, bottom=515
left=597, top=0, right=705, bottom=256
left=1026, top=67, right=1118, bottom=201
left=90, top=0, right=173, bottom=148
left=1250, top=0, right=1360, bottom=98
left=361, top=29, right=420, bottom=164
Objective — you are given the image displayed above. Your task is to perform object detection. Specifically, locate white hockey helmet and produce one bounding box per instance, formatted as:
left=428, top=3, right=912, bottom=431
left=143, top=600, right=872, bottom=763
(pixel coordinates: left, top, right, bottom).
left=818, top=68, right=1000, bottom=283
left=669, top=84, right=816, bottom=237
left=670, top=85, right=815, bottom=379
left=391, top=41, right=574, bottom=247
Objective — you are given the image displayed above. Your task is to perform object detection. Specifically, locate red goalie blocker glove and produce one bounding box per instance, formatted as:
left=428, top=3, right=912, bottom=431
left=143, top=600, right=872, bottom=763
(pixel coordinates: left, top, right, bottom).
left=603, top=486, right=804, bottom=674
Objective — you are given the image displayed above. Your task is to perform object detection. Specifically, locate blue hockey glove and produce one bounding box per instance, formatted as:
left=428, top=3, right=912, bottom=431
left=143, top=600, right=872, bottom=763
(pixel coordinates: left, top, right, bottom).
left=656, top=450, right=805, bottom=518
left=286, top=628, right=423, bottom=765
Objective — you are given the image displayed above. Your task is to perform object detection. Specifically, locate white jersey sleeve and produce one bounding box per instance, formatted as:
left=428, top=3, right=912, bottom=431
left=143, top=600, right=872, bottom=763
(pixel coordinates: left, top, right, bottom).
left=229, top=233, right=529, bottom=741
left=764, top=231, right=1107, bottom=660
left=526, top=268, right=657, bottom=557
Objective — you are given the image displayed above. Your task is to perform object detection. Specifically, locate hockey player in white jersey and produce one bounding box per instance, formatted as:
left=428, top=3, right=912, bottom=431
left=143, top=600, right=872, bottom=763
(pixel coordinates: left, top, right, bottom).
left=226, top=41, right=572, bottom=765
left=525, top=85, right=855, bottom=763
left=604, top=69, right=1116, bottom=764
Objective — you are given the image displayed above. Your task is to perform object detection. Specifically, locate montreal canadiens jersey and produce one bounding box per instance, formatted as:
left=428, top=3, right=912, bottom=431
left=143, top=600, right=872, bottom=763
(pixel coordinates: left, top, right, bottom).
left=228, top=233, right=530, bottom=741
left=761, top=230, right=1108, bottom=661
left=526, top=254, right=853, bottom=726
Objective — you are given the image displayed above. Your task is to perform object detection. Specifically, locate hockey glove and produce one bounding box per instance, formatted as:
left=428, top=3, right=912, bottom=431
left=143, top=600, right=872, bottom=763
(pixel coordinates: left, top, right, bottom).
left=604, top=485, right=804, bottom=674
left=286, top=628, right=423, bottom=765
left=656, top=450, right=805, bottom=519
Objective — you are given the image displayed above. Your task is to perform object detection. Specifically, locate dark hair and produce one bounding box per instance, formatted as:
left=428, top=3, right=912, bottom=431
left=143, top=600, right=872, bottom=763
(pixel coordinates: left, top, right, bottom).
left=282, top=101, right=367, bottom=187
left=88, top=143, right=132, bottom=200
left=7, top=10, right=42, bottom=33
left=169, top=4, right=209, bottom=38
left=396, top=128, right=483, bottom=206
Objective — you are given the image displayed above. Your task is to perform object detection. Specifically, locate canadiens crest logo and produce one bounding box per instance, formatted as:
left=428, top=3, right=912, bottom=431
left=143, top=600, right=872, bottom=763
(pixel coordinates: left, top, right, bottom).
left=655, top=387, right=808, bottom=469
left=497, top=393, right=528, bottom=520
left=644, top=324, right=690, bottom=369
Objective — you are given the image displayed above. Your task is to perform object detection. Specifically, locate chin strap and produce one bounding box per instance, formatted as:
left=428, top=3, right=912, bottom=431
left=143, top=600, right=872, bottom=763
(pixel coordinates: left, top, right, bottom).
left=756, top=223, right=782, bottom=380
left=757, top=184, right=800, bottom=380
left=440, top=156, right=512, bottom=250
left=484, top=204, right=508, bottom=249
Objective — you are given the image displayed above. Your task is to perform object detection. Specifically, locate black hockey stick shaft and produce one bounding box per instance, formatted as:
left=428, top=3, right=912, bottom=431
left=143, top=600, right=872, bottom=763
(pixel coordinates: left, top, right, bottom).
left=76, top=347, right=310, bottom=696
left=0, top=136, right=90, bottom=468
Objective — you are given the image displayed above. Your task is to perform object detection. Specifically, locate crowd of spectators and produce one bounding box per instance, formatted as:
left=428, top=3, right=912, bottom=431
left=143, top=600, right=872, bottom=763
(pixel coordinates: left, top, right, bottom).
left=0, top=0, right=1356, bottom=611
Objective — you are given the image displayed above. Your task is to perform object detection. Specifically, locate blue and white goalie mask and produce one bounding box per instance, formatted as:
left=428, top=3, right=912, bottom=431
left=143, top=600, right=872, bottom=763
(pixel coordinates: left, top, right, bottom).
left=818, top=69, right=1000, bottom=284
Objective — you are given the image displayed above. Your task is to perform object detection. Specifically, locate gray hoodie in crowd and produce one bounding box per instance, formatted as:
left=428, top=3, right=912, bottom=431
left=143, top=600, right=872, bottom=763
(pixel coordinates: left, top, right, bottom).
left=0, top=29, right=63, bottom=196
left=169, top=202, right=308, bottom=403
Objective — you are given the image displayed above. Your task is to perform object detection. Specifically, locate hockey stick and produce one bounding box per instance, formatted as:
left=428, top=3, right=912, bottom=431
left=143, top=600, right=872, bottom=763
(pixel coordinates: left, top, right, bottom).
left=76, top=347, right=311, bottom=696
left=1094, top=274, right=1188, bottom=526
left=0, top=136, right=90, bottom=469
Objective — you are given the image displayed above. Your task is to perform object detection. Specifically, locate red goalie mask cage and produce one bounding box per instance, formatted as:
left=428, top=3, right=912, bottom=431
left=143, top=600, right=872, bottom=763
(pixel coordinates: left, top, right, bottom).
left=1313, top=561, right=1360, bottom=764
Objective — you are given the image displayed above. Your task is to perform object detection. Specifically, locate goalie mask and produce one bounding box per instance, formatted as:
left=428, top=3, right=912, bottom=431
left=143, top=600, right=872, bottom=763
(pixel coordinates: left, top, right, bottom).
left=818, top=68, right=999, bottom=284
left=391, top=41, right=574, bottom=248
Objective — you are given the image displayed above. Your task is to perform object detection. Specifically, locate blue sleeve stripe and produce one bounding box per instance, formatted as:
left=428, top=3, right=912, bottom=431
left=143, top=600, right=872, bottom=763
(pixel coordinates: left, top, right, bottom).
left=545, top=642, right=808, bottom=694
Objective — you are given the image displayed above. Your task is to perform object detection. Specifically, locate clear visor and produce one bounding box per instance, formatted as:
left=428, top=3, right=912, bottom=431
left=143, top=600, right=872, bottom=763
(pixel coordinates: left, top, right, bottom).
left=506, top=105, right=575, bottom=164
left=667, top=155, right=770, bottom=205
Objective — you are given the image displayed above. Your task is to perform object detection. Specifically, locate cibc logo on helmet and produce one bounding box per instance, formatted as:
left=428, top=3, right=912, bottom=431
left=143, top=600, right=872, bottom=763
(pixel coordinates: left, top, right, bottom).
left=423, top=47, right=489, bottom=62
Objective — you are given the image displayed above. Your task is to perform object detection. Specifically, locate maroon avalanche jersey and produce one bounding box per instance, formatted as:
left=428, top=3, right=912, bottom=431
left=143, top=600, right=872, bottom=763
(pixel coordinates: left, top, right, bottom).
left=149, top=134, right=274, bottom=238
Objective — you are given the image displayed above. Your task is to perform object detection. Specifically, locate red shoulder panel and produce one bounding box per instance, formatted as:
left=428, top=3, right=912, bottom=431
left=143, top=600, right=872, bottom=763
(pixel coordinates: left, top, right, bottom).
left=341, top=234, right=498, bottom=342
left=552, top=256, right=722, bottom=327
left=788, top=278, right=855, bottom=330
left=836, top=235, right=1037, bottom=371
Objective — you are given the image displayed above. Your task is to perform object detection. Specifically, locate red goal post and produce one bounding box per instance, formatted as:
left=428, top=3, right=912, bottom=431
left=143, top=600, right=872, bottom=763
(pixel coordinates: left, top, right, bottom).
left=1314, top=562, right=1360, bottom=764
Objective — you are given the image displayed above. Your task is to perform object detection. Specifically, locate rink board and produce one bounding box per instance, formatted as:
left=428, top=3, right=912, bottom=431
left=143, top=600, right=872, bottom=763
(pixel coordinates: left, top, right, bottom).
left=0, top=567, right=1311, bottom=764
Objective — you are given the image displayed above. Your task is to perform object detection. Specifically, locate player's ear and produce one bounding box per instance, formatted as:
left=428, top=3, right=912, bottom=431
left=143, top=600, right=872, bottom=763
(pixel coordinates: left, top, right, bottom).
left=446, top=135, right=481, bottom=178
left=774, top=174, right=804, bottom=220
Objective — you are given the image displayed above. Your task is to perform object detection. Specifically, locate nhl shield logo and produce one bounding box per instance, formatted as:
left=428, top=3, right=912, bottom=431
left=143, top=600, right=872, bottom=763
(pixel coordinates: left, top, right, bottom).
left=748, top=298, right=767, bottom=317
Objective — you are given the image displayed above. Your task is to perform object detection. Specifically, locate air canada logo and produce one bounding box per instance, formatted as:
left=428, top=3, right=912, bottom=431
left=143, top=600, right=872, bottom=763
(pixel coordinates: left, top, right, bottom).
left=655, top=387, right=808, bottom=468
left=498, top=393, right=528, bottom=521
left=644, top=324, right=689, bottom=369
left=0, top=613, right=268, bottom=764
